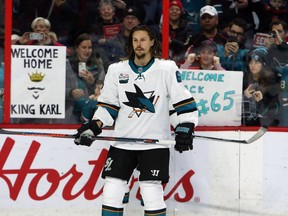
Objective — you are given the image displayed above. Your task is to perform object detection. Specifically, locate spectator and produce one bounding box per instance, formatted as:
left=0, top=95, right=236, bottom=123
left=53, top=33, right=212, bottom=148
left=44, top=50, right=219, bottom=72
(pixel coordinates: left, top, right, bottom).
left=265, top=19, right=287, bottom=49
left=185, top=5, right=227, bottom=55
left=263, top=0, right=288, bottom=25
left=242, top=47, right=280, bottom=126
left=210, top=0, right=269, bottom=49
left=89, top=0, right=121, bottom=45
left=168, top=0, right=194, bottom=65
left=103, top=5, right=144, bottom=66
left=16, top=17, right=68, bottom=48
left=126, top=0, right=162, bottom=27
left=66, top=33, right=105, bottom=124
left=17, top=0, right=80, bottom=46
left=265, top=19, right=288, bottom=126
left=80, top=80, right=104, bottom=123
left=181, top=0, right=206, bottom=33
left=181, top=40, right=225, bottom=70
left=15, top=17, right=71, bottom=55
left=217, top=18, right=249, bottom=71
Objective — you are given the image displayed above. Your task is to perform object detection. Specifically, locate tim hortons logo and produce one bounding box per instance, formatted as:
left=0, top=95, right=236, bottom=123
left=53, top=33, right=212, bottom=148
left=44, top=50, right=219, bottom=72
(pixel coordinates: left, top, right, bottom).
left=0, top=138, right=195, bottom=202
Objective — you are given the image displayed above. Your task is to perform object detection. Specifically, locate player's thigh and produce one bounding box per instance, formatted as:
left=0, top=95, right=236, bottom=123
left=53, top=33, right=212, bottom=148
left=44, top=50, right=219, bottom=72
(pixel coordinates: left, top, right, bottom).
left=102, top=146, right=138, bottom=182
left=137, top=148, right=170, bottom=183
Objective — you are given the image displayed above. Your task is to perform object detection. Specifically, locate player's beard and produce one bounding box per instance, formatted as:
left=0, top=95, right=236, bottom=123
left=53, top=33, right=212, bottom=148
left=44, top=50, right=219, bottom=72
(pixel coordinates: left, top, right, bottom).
left=135, top=53, right=146, bottom=60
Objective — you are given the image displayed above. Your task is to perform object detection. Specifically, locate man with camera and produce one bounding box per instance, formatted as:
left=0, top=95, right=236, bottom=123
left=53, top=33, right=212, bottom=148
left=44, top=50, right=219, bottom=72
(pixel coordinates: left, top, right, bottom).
left=265, top=19, right=288, bottom=126
left=217, top=18, right=249, bottom=71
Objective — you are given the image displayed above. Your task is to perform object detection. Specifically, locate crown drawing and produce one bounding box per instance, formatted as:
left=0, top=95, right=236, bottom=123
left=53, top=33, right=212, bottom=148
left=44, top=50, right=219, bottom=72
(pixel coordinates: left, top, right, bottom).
left=28, top=71, right=45, bottom=82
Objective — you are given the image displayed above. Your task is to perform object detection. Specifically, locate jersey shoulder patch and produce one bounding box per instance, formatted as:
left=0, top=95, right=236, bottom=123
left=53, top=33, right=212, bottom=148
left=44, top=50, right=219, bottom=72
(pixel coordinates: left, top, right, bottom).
left=176, top=70, right=182, bottom=83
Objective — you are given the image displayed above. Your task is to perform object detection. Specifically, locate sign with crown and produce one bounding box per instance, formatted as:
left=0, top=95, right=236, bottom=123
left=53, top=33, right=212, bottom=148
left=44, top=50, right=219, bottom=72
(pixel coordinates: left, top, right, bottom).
left=10, top=45, right=66, bottom=119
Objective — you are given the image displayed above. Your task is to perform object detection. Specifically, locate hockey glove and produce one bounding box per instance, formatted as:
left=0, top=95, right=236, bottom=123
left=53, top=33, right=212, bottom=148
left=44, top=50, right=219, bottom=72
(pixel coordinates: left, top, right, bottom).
left=74, top=120, right=102, bottom=146
left=174, top=123, right=195, bottom=153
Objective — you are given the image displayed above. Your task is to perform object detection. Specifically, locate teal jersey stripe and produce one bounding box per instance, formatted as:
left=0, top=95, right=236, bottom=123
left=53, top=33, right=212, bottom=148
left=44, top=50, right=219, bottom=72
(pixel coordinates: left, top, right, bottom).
left=174, top=98, right=197, bottom=115
left=97, top=102, right=119, bottom=120
left=102, top=205, right=124, bottom=216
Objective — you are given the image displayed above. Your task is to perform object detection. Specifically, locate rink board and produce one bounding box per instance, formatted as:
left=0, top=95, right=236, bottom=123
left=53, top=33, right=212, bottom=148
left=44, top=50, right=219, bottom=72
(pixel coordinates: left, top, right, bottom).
left=0, top=129, right=287, bottom=216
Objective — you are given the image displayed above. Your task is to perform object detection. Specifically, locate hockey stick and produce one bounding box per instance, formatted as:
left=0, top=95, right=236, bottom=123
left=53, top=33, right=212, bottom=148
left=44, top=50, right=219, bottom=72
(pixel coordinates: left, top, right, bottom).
left=0, top=127, right=267, bottom=144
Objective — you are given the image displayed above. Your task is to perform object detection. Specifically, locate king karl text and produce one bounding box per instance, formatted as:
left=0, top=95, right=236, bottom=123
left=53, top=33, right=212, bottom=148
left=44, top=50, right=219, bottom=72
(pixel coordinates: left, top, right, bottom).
left=11, top=104, right=62, bottom=115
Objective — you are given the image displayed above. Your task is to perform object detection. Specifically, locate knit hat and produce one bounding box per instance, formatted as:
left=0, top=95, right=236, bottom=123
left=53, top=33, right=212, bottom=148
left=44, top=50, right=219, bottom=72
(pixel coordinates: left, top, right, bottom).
left=124, top=6, right=145, bottom=23
left=198, top=40, right=217, bottom=53
left=169, top=0, right=183, bottom=11
left=200, top=5, right=218, bottom=17
left=248, top=47, right=268, bottom=65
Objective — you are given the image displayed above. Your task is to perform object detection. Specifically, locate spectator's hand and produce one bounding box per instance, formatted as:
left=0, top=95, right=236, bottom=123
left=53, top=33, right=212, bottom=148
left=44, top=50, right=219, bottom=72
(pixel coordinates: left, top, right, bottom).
left=186, top=53, right=197, bottom=64
left=74, top=120, right=102, bottom=146
left=213, top=56, right=220, bottom=65
left=113, top=0, right=126, bottom=9
left=265, top=30, right=284, bottom=48
left=225, top=42, right=239, bottom=55
left=244, top=85, right=255, bottom=98
left=253, top=90, right=263, bottom=102
left=275, top=30, right=283, bottom=44
left=71, top=88, right=85, bottom=99
left=81, top=70, right=95, bottom=84
left=38, top=32, right=52, bottom=45
left=98, top=38, right=106, bottom=45
left=265, top=36, right=275, bottom=48
left=54, top=0, right=65, bottom=7
left=174, top=123, right=194, bottom=153
left=18, top=32, right=31, bottom=44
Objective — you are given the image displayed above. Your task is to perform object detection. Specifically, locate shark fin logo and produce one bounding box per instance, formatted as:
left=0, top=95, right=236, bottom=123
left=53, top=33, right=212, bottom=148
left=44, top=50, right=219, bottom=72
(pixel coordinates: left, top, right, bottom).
left=123, top=84, right=159, bottom=118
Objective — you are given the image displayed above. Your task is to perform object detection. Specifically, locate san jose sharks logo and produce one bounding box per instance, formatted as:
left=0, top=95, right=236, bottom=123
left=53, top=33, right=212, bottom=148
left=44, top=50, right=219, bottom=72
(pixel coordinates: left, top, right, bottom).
left=124, top=84, right=159, bottom=118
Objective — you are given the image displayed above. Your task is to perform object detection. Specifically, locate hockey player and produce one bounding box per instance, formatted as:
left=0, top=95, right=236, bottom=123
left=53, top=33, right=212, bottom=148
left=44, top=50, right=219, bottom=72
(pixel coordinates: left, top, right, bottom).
left=74, top=25, right=198, bottom=216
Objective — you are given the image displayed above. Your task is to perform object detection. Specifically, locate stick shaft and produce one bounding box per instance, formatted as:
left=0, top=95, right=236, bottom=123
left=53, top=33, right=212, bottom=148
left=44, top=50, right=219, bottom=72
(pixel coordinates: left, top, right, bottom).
left=0, top=127, right=267, bottom=144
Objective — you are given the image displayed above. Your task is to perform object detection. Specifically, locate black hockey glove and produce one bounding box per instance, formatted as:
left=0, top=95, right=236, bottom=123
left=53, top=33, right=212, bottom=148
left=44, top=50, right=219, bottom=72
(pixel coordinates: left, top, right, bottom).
left=174, top=123, right=195, bottom=153
left=74, top=120, right=102, bottom=146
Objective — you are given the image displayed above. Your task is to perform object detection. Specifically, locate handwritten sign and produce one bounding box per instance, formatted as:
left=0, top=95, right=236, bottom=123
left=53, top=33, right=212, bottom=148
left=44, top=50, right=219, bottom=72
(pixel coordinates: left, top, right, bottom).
left=10, top=45, right=66, bottom=118
left=180, top=69, right=243, bottom=126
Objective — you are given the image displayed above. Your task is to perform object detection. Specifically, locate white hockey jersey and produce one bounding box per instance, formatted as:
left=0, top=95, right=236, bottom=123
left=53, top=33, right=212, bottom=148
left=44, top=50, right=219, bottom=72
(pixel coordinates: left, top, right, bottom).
left=93, top=58, right=198, bottom=150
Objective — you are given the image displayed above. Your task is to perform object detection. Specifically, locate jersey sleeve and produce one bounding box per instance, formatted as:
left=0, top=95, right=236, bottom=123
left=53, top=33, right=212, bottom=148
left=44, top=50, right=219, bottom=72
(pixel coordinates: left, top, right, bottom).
left=92, top=63, right=120, bottom=127
left=168, top=61, right=199, bottom=127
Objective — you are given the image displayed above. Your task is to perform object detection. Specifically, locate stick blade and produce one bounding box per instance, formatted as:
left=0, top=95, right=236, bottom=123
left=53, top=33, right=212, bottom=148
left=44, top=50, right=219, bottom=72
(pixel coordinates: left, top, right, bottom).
left=245, top=127, right=267, bottom=144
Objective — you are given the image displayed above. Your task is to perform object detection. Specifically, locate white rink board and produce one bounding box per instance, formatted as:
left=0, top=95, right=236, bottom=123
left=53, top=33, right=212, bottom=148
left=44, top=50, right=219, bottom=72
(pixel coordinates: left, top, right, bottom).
left=0, top=129, right=287, bottom=216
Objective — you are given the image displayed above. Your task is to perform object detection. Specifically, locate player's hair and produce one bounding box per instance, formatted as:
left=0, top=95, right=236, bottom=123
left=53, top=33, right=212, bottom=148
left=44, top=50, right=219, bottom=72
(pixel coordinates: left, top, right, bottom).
left=124, top=25, right=162, bottom=60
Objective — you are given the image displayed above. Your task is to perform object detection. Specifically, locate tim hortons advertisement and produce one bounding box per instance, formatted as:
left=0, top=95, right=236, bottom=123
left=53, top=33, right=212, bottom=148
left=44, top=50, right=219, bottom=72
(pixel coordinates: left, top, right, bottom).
left=0, top=129, right=288, bottom=216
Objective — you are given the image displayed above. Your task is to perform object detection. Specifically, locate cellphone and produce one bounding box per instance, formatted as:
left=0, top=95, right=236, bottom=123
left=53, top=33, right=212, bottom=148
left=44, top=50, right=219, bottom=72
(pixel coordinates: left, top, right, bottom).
left=227, top=35, right=238, bottom=43
left=250, top=83, right=259, bottom=91
left=29, top=32, right=44, bottom=40
left=78, top=62, right=86, bottom=77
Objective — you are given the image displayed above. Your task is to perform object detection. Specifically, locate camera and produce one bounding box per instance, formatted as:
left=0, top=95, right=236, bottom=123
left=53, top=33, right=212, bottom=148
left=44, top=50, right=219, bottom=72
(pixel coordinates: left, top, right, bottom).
left=270, top=31, right=277, bottom=38
left=29, top=32, right=44, bottom=40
